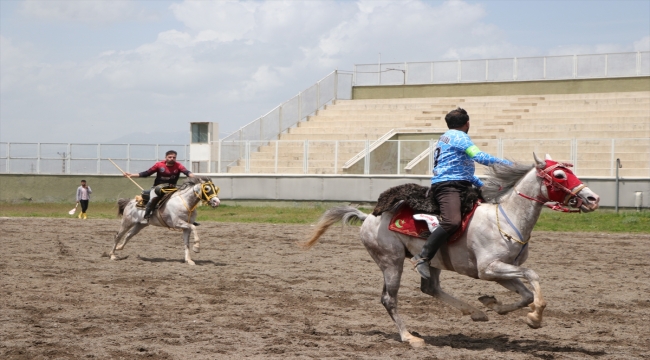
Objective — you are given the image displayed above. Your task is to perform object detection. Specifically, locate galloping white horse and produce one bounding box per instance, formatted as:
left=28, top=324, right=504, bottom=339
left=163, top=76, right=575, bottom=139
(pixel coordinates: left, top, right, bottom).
left=302, top=154, right=600, bottom=347
left=110, top=176, right=220, bottom=265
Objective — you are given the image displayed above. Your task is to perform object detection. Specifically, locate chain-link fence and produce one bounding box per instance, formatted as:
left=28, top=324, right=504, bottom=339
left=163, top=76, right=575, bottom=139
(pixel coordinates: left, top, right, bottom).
left=354, top=51, right=650, bottom=86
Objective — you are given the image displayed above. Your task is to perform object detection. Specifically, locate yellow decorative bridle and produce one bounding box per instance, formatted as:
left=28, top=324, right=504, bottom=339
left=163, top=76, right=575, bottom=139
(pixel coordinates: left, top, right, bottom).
left=194, top=181, right=220, bottom=205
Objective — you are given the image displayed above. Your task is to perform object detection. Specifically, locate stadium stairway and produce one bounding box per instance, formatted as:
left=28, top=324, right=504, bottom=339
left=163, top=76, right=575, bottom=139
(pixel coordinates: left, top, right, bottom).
left=227, top=91, right=650, bottom=177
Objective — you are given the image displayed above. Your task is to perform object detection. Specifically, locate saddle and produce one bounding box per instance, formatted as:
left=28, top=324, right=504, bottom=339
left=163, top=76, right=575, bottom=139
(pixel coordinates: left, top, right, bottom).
left=373, top=183, right=481, bottom=242
left=135, top=184, right=178, bottom=209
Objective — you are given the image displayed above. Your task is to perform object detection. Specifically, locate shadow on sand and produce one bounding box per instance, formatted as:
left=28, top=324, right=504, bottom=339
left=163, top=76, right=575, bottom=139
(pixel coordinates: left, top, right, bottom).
left=362, top=330, right=606, bottom=358
left=136, top=255, right=227, bottom=266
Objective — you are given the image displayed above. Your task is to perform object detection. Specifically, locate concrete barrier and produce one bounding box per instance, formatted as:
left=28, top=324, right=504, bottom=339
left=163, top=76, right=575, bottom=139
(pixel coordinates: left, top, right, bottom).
left=0, top=174, right=648, bottom=209
left=352, top=76, right=650, bottom=99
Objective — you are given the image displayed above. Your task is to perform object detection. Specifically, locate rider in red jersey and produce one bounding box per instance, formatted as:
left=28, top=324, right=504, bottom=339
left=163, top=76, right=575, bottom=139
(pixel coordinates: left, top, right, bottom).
left=124, top=150, right=194, bottom=221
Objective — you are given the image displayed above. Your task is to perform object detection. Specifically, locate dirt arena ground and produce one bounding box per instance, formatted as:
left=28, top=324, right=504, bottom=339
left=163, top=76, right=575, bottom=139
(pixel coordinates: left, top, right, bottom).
left=1, top=217, right=649, bottom=359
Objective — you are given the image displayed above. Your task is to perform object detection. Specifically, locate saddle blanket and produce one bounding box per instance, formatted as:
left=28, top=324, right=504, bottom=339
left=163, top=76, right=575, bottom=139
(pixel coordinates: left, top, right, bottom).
left=388, top=202, right=481, bottom=243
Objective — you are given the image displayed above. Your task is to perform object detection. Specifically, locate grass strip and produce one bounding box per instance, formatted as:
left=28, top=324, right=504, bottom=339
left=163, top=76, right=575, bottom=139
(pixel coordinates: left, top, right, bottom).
left=0, top=202, right=648, bottom=233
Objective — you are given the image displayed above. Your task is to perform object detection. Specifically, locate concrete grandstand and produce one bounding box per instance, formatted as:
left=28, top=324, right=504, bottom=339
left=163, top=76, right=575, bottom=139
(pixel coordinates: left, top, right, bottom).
left=223, top=57, right=649, bottom=178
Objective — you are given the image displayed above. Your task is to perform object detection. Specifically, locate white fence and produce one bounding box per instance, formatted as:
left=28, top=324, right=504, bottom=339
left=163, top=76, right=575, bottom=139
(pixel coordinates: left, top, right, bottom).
left=212, top=138, right=649, bottom=178
left=0, top=143, right=188, bottom=175
left=354, top=51, right=650, bottom=86
left=219, top=70, right=354, bottom=170
left=2, top=138, right=648, bottom=178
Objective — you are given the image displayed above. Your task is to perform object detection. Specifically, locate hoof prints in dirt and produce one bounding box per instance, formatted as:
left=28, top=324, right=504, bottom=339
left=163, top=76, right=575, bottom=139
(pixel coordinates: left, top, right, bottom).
left=1, top=218, right=649, bottom=359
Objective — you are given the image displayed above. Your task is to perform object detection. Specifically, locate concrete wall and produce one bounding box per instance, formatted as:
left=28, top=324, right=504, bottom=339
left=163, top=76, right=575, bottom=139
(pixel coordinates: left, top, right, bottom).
left=0, top=175, right=152, bottom=203
left=1, top=174, right=648, bottom=209
left=352, top=76, right=650, bottom=99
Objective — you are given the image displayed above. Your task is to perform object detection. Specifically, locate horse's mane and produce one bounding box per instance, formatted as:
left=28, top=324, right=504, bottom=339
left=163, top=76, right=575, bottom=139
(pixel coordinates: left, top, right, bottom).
left=481, top=162, right=535, bottom=203
left=177, top=176, right=212, bottom=190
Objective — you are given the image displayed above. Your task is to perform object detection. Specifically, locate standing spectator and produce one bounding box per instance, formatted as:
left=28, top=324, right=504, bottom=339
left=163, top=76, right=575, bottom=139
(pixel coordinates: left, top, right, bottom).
left=76, top=180, right=92, bottom=219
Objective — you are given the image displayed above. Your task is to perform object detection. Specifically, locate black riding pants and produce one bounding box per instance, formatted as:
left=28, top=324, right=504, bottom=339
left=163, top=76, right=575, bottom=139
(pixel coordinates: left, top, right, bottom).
left=79, top=200, right=89, bottom=213
left=430, top=180, right=471, bottom=234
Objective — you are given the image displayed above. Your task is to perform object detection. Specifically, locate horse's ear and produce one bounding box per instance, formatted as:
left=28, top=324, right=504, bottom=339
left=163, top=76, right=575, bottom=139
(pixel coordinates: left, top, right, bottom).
left=533, top=152, right=545, bottom=168
left=545, top=154, right=553, bottom=160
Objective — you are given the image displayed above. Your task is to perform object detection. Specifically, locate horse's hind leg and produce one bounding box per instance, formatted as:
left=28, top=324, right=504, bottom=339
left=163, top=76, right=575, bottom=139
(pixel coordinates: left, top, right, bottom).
left=478, top=279, right=534, bottom=315
left=116, top=223, right=146, bottom=251
left=110, top=223, right=133, bottom=260
left=379, top=258, right=425, bottom=348
left=362, top=220, right=424, bottom=348
left=420, top=267, right=488, bottom=321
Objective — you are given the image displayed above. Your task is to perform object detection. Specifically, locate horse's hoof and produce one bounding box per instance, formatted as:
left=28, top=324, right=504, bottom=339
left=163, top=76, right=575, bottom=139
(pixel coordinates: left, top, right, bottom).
left=409, top=337, right=425, bottom=348
left=110, top=255, right=118, bottom=261
left=192, top=245, right=200, bottom=253
left=187, top=260, right=196, bottom=266
left=115, top=244, right=124, bottom=251
left=525, top=314, right=542, bottom=329
left=471, top=312, right=489, bottom=322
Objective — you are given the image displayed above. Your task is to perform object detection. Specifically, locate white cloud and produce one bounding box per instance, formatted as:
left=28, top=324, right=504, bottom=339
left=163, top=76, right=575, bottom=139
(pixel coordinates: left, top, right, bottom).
left=19, top=0, right=158, bottom=24
left=634, top=36, right=650, bottom=51
left=0, top=0, right=535, bottom=142
left=3, top=0, right=646, bottom=143
left=548, top=35, right=650, bottom=56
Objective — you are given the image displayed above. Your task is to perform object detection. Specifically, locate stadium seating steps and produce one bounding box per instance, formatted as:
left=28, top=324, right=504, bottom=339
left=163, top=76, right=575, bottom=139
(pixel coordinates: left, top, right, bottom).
left=227, top=91, right=650, bottom=177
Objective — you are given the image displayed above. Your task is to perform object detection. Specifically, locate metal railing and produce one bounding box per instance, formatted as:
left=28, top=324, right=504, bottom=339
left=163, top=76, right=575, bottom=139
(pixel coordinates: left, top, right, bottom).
left=354, top=51, right=650, bottom=86
left=223, top=70, right=354, bottom=144
left=212, top=138, right=649, bottom=178
left=0, top=143, right=188, bottom=175
left=2, top=139, right=648, bottom=178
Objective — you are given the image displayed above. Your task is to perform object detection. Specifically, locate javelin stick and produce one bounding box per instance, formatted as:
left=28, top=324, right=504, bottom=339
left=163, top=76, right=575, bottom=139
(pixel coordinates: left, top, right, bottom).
left=108, top=158, right=144, bottom=191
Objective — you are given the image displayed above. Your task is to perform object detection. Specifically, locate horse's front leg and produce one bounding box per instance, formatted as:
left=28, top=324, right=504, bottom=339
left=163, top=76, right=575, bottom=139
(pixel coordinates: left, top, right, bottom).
left=182, top=228, right=195, bottom=265
left=190, top=224, right=200, bottom=253
left=480, top=260, right=546, bottom=328
left=478, top=279, right=534, bottom=315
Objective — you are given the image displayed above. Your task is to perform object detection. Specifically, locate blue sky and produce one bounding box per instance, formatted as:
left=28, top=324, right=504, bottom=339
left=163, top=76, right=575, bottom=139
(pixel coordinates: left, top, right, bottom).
left=1, top=0, right=648, bottom=143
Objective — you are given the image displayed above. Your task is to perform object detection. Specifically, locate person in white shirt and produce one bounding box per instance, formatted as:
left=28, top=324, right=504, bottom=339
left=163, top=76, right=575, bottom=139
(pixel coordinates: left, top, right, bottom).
left=76, top=180, right=92, bottom=219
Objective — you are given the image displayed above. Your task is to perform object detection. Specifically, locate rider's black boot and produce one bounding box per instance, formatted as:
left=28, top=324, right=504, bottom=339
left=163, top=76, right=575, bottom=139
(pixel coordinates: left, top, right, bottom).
left=412, top=226, right=450, bottom=279
left=143, top=197, right=159, bottom=223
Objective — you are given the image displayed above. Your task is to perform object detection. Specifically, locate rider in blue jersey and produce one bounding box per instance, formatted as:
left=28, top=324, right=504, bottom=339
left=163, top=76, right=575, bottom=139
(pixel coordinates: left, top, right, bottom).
left=412, top=108, right=512, bottom=279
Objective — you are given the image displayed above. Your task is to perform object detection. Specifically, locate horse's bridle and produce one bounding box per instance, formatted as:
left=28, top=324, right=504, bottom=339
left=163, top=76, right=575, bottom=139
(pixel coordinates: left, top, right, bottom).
left=515, top=160, right=585, bottom=213
left=194, top=181, right=220, bottom=204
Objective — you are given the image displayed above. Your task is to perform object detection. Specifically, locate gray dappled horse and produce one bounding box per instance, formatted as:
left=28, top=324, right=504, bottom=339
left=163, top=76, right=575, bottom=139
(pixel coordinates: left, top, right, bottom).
left=302, top=154, right=600, bottom=347
left=110, top=176, right=220, bottom=265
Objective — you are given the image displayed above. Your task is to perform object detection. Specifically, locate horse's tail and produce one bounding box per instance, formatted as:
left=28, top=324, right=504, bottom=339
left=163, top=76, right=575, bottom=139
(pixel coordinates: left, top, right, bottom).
left=299, top=206, right=368, bottom=250
left=117, top=198, right=130, bottom=217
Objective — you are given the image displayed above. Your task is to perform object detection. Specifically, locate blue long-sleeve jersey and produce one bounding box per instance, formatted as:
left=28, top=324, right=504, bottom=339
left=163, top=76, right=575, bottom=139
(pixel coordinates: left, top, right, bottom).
left=431, top=129, right=511, bottom=187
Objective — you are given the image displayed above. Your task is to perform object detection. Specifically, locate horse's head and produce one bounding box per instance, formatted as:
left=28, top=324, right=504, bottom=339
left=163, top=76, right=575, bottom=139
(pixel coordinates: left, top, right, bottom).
left=534, top=153, right=600, bottom=212
left=194, top=178, right=221, bottom=208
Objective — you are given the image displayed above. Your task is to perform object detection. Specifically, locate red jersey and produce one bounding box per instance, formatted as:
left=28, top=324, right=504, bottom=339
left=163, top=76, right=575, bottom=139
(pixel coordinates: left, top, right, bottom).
left=139, top=161, right=191, bottom=186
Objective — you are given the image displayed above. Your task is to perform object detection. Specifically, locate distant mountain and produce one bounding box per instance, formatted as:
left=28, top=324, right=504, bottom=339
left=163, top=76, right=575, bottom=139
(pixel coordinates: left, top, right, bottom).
left=106, top=131, right=190, bottom=145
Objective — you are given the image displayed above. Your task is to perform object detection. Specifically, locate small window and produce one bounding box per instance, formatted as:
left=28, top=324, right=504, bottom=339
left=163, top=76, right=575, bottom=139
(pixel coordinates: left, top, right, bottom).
left=191, top=123, right=209, bottom=143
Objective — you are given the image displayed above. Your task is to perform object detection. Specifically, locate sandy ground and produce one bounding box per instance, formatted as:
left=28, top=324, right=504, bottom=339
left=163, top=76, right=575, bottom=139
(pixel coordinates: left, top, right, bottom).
left=1, top=217, right=649, bottom=359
